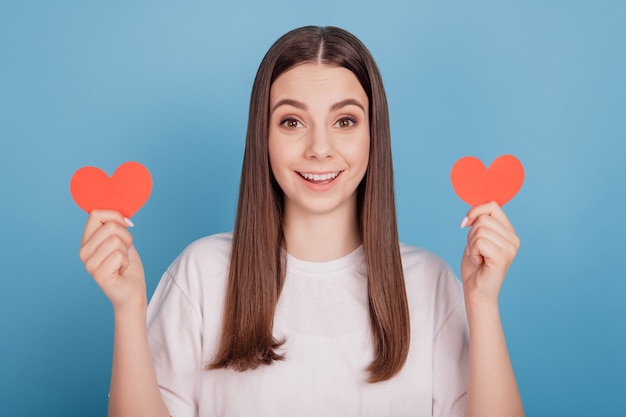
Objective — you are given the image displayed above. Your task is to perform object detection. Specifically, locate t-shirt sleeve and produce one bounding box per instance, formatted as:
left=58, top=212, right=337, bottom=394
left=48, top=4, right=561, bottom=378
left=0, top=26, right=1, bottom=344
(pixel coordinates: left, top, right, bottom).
left=432, top=266, right=469, bottom=417
left=147, top=270, right=203, bottom=417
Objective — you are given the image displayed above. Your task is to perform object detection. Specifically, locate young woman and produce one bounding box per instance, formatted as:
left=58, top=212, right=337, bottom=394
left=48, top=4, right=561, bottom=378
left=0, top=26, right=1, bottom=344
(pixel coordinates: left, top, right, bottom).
left=79, top=26, right=524, bottom=417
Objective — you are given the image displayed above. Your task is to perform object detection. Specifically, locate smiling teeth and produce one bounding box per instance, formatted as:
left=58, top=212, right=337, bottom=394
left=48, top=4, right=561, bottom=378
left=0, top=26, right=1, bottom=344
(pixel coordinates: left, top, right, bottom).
left=300, top=172, right=340, bottom=181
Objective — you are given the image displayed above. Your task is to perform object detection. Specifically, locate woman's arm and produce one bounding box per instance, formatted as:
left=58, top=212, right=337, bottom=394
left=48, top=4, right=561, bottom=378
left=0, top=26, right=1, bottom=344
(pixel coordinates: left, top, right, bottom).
left=460, top=202, right=524, bottom=417
left=108, top=301, right=169, bottom=417
left=79, top=210, right=170, bottom=417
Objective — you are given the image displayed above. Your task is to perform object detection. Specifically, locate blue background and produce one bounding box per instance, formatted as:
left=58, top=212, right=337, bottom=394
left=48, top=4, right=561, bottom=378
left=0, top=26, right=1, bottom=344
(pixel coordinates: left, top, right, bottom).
left=1, top=0, right=624, bottom=415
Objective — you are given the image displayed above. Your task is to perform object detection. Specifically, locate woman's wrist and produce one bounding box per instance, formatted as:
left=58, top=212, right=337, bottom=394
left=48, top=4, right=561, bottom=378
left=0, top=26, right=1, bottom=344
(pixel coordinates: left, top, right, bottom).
left=112, top=299, right=148, bottom=323
left=464, top=290, right=500, bottom=321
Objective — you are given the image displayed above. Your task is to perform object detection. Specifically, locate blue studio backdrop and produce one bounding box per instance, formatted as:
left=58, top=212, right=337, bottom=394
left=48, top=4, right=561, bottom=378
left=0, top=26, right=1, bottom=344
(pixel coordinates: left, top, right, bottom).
left=1, top=1, right=624, bottom=416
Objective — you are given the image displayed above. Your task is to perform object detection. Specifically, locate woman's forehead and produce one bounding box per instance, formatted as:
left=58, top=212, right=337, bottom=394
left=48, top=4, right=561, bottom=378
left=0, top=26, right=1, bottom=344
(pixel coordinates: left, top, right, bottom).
left=270, top=63, right=367, bottom=107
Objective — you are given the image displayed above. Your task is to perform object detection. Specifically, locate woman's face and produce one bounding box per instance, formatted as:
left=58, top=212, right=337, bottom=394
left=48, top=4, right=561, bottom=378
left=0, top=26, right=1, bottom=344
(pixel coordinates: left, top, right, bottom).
left=268, top=63, right=370, bottom=219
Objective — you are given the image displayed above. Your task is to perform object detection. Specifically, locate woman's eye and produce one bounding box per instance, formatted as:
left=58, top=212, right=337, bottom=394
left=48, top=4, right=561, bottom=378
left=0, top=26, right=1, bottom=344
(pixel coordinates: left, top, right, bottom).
left=335, top=117, right=356, bottom=128
left=281, top=118, right=301, bottom=129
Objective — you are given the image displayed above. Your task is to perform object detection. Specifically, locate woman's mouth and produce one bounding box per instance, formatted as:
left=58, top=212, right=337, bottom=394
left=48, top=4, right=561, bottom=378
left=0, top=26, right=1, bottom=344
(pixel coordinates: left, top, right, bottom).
left=297, top=171, right=342, bottom=184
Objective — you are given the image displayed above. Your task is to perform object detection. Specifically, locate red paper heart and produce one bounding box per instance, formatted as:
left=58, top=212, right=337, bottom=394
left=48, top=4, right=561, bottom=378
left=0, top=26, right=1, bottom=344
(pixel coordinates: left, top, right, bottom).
left=450, top=154, right=524, bottom=207
left=70, top=161, right=152, bottom=218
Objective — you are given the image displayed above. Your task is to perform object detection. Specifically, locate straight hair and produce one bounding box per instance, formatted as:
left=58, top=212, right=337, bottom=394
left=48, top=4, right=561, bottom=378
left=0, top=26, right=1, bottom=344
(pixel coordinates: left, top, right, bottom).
left=208, top=26, right=410, bottom=383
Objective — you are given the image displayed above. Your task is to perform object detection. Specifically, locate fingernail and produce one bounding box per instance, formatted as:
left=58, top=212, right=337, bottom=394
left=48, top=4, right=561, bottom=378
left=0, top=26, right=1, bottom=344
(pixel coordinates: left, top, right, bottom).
left=465, top=246, right=470, bottom=257
left=460, top=216, right=469, bottom=228
left=123, top=217, right=134, bottom=227
left=470, top=256, right=477, bottom=267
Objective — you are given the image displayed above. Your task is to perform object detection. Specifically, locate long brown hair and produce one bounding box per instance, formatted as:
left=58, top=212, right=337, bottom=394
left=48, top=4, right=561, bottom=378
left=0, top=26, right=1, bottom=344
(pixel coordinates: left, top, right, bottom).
left=208, top=26, right=410, bottom=383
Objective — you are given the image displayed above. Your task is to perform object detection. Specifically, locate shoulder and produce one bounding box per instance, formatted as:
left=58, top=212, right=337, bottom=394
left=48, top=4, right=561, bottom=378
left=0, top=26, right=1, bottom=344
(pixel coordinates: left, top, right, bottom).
left=399, top=242, right=448, bottom=268
left=180, top=231, right=233, bottom=257
left=168, top=232, right=233, bottom=275
left=163, top=232, right=233, bottom=296
left=399, top=242, right=455, bottom=280
left=399, top=242, right=464, bottom=318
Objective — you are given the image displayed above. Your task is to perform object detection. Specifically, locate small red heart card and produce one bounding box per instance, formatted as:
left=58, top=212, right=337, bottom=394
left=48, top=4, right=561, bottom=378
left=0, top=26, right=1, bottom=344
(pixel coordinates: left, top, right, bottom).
left=70, top=161, right=152, bottom=218
left=450, top=154, right=524, bottom=207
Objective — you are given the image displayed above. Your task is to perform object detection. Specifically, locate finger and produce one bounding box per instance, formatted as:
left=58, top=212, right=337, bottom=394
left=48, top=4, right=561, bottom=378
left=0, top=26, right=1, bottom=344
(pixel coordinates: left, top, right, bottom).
left=464, top=244, right=484, bottom=267
left=468, top=237, right=502, bottom=268
left=468, top=223, right=507, bottom=253
left=467, top=214, right=520, bottom=249
left=112, top=246, right=141, bottom=279
left=83, top=233, right=131, bottom=277
left=117, top=246, right=131, bottom=276
left=467, top=227, right=519, bottom=268
left=81, top=209, right=133, bottom=246
left=461, top=201, right=514, bottom=232
left=93, top=249, right=129, bottom=286
left=80, top=221, right=133, bottom=264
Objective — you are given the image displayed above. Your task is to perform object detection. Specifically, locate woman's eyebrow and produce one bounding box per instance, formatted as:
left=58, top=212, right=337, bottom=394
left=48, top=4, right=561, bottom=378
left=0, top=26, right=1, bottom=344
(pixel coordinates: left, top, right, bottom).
left=271, top=98, right=365, bottom=115
left=330, top=98, right=365, bottom=113
left=271, top=99, right=307, bottom=115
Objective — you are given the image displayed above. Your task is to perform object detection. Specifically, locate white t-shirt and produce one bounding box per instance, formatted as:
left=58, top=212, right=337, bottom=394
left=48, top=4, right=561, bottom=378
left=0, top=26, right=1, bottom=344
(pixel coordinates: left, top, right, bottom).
left=147, top=232, right=468, bottom=417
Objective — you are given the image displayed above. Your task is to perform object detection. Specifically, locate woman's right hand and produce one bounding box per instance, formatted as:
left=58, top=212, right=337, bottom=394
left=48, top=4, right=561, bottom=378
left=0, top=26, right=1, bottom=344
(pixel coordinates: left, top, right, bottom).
left=79, top=210, right=147, bottom=311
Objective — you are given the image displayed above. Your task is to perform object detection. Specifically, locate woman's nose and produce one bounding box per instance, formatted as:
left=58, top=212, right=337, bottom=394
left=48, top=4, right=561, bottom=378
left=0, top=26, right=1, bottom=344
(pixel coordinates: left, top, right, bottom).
left=304, top=126, right=333, bottom=160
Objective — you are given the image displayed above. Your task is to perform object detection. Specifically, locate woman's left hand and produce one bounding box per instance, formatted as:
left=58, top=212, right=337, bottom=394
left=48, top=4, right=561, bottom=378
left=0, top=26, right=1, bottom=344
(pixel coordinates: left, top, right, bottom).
left=460, top=201, right=520, bottom=307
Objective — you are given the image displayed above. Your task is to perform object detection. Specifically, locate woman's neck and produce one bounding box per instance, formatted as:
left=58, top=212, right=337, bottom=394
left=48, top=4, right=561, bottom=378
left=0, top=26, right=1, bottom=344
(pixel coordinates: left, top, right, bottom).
left=282, top=203, right=362, bottom=262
